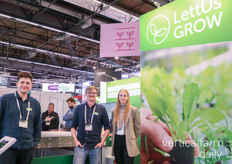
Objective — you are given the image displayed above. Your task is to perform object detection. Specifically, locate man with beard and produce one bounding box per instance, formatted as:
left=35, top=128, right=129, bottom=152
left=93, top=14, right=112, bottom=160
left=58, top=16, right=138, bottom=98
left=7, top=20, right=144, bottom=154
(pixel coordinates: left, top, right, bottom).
left=63, top=97, right=76, bottom=131
left=71, top=86, right=110, bottom=164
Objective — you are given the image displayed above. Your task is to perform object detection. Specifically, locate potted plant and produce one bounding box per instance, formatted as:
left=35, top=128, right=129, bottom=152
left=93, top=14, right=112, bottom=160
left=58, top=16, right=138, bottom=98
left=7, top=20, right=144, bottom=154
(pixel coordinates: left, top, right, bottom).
left=143, top=82, right=227, bottom=164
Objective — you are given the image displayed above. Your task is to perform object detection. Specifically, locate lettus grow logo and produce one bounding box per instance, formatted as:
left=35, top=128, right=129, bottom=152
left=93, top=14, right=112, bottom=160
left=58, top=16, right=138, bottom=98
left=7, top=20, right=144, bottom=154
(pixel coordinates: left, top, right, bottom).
left=146, top=15, right=170, bottom=45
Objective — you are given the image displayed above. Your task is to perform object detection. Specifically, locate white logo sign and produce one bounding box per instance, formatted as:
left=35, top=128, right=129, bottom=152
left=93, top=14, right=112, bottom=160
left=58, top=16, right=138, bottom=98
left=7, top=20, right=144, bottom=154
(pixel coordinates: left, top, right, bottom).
left=146, top=15, right=170, bottom=45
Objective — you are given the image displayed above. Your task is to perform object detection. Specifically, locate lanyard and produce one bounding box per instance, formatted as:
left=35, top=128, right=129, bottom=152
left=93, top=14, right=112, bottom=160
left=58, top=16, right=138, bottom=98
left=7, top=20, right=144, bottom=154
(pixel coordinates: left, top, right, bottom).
left=85, top=104, right=96, bottom=124
left=48, top=112, right=54, bottom=117
left=117, top=118, right=125, bottom=129
left=15, top=93, right=31, bottom=121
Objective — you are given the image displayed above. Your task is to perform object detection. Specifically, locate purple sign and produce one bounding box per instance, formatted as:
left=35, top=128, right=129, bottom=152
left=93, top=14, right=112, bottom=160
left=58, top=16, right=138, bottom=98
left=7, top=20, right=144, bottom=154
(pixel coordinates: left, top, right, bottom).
left=100, top=22, right=140, bottom=57
left=48, top=85, right=59, bottom=90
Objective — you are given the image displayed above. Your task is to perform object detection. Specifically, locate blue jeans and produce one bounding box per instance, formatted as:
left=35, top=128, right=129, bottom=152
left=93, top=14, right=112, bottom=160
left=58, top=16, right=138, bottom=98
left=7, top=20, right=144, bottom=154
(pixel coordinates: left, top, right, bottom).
left=73, top=146, right=101, bottom=164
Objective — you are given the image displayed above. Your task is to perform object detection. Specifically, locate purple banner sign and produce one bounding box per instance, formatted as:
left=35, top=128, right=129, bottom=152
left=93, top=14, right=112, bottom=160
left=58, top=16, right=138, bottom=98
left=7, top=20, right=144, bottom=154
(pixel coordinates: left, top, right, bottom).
left=48, top=85, right=59, bottom=90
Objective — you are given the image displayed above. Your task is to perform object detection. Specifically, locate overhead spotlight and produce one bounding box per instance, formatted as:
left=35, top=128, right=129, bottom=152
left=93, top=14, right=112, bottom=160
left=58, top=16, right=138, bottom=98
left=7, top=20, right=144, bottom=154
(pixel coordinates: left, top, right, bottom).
left=115, top=68, right=123, bottom=72
left=115, top=56, right=119, bottom=60
left=154, top=1, right=161, bottom=8
left=115, top=68, right=134, bottom=77
left=97, top=72, right=105, bottom=75
left=55, top=33, right=67, bottom=40
left=112, top=77, right=117, bottom=81
left=79, top=19, right=92, bottom=29
left=97, top=71, right=117, bottom=81
left=135, top=64, right=140, bottom=69
left=93, top=66, right=96, bottom=69
left=100, top=3, right=104, bottom=10
left=150, top=0, right=161, bottom=8
left=27, top=51, right=37, bottom=59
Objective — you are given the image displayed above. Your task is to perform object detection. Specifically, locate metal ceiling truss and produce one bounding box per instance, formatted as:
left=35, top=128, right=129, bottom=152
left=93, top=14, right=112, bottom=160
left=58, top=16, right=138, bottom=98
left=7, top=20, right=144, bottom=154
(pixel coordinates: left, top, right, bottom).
left=0, top=13, right=138, bottom=67
left=0, top=0, right=143, bottom=85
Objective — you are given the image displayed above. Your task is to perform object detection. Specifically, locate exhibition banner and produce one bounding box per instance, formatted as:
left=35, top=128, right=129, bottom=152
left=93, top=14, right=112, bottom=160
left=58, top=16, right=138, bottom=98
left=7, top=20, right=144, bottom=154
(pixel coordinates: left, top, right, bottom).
left=140, top=0, right=232, bottom=164
left=100, top=22, right=140, bottom=57
left=140, top=0, right=232, bottom=51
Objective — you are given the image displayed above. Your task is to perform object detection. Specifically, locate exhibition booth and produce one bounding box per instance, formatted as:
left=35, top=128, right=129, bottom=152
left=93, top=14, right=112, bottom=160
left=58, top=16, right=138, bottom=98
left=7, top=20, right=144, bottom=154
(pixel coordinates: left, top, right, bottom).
left=0, top=76, right=140, bottom=164
left=1, top=0, right=232, bottom=164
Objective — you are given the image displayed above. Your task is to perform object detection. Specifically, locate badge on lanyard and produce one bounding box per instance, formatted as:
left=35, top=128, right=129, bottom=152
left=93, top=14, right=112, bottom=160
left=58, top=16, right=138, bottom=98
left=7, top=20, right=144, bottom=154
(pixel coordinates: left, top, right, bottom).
left=117, top=127, right=124, bottom=135
left=85, top=124, right=93, bottom=131
left=84, top=104, right=96, bottom=132
left=19, top=120, right=28, bottom=128
left=46, top=121, right=51, bottom=126
left=26, top=108, right=32, bottom=111
left=93, top=112, right=98, bottom=115
left=15, top=92, right=31, bottom=129
left=117, top=122, right=125, bottom=135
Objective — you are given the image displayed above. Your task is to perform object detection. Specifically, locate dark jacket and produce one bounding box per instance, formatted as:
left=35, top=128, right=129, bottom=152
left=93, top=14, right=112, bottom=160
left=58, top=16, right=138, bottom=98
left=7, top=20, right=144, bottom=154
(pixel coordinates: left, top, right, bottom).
left=0, top=91, right=41, bottom=150
left=71, top=102, right=111, bottom=149
left=42, top=110, right=59, bottom=131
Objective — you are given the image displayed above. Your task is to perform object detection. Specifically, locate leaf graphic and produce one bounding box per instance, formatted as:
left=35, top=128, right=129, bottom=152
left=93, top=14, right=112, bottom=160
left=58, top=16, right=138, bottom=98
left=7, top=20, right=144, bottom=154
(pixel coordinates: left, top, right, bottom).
left=116, top=32, right=120, bottom=36
left=116, top=43, right=120, bottom=47
left=130, top=42, right=134, bottom=46
left=156, top=28, right=168, bottom=37
left=120, top=43, right=124, bottom=46
left=150, top=24, right=157, bottom=36
left=127, top=31, right=134, bottom=35
left=120, top=32, right=124, bottom=36
left=126, top=42, right=130, bottom=46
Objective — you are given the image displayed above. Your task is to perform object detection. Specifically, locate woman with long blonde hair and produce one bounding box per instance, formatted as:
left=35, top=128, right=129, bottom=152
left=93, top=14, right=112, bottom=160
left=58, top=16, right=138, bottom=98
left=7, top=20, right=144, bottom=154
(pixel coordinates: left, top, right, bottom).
left=111, top=89, right=140, bottom=164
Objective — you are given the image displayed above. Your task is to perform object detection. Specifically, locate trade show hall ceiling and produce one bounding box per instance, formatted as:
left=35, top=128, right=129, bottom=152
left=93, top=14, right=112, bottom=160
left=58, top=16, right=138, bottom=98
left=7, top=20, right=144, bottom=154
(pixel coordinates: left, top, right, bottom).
left=0, top=0, right=172, bottom=86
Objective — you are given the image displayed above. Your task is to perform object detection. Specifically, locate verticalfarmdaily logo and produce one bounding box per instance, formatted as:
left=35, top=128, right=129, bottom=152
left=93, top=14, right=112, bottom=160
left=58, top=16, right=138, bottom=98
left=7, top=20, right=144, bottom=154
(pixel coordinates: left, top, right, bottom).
left=146, top=0, right=223, bottom=45
left=146, top=15, right=170, bottom=45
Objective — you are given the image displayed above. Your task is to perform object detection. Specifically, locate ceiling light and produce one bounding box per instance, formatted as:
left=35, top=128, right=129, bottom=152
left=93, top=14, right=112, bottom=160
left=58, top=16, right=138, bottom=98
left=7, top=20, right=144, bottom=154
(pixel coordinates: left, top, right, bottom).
left=0, top=41, right=86, bottom=62
left=55, top=34, right=68, bottom=40
left=153, top=1, right=161, bottom=8
left=112, top=77, right=117, bottom=81
left=79, top=20, right=92, bottom=29
left=115, top=56, right=119, bottom=60
left=99, top=3, right=103, bottom=10
left=97, top=72, right=105, bottom=75
left=0, top=57, right=94, bottom=75
left=27, top=51, right=37, bottom=59
left=96, top=71, right=117, bottom=81
left=63, top=0, right=139, bottom=22
left=115, top=68, right=122, bottom=72
left=0, top=13, right=100, bottom=43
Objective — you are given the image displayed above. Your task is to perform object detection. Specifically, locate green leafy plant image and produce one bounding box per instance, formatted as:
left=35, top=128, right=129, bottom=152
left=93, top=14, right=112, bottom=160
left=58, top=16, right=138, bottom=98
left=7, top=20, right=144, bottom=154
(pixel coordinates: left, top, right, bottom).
left=145, top=83, right=226, bottom=142
left=143, top=82, right=227, bottom=163
left=141, top=42, right=232, bottom=163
